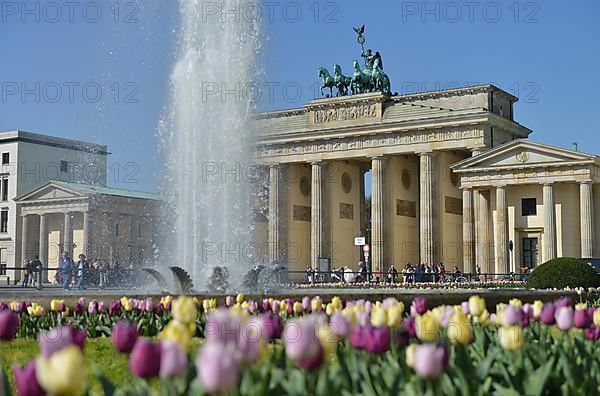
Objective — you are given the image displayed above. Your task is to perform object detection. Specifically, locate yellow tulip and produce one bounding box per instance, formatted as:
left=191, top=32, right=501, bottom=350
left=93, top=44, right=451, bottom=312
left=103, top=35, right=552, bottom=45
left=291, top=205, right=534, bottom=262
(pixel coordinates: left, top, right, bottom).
left=386, top=305, right=403, bottom=328
left=161, top=295, right=173, bottom=308
left=293, top=301, right=303, bottom=314
left=9, top=301, right=18, bottom=311
left=122, top=300, right=133, bottom=312
left=49, top=299, right=63, bottom=312
left=575, top=302, right=587, bottom=310
left=593, top=310, right=600, bottom=327
left=532, top=300, right=544, bottom=319
left=331, top=296, right=343, bottom=310
left=370, top=306, right=387, bottom=327
left=317, top=325, right=337, bottom=357
left=172, top=296, right=198, bottom=324
left=35, top=346, right=86, bottom=395
left=27, top=303, right=44, bottom=317
left=508, top=298, right=522, bottom=308
left=405, top=344, right=417, bottom=368
left=468, top=296, right=486, bottom=317
left=447, top=311, right=473, bottom=345
left=236, top=293, right=245, bottom=304
left=160, top=320, right=193, bottom=350
left=415, top=312, right=440, bottom=342
left=472, top=309, right=490, bottom=324
left=499, top=325, right=524, bottom=350
left=342, top=308, right=357, bottom=326
left=311, top=298, right=321, bottom=313
left=192, top=296, right=200, bottom=306
left=325, top=303, right=335, bottom=316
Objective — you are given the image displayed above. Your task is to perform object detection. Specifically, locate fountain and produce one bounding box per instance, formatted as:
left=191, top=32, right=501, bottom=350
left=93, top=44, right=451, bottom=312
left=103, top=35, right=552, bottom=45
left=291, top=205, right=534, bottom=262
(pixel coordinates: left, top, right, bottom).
left=157, top=0, right=264, bottom=292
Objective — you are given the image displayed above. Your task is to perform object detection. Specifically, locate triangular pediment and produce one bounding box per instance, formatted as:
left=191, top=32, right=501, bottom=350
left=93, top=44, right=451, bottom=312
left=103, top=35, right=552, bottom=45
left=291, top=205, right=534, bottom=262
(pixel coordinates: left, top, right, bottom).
left=15, top=182, right=87, bottom=202
left=452, top=140, right=596, bottom=171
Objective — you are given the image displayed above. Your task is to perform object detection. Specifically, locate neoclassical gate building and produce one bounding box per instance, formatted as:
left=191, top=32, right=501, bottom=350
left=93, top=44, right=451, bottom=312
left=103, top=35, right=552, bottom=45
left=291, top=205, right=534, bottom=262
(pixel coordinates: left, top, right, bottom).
left=253, top=85, right=600, bottom=276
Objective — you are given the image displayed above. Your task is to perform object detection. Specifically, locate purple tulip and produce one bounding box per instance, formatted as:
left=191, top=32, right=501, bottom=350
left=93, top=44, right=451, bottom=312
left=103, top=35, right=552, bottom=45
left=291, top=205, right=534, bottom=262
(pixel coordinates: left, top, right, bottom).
left=395, top=330, right=410, bottom=347
left=262, top=313, right=283, bottom=339
left=554, top=297, right=572, bottom=308
left=329, top=313, right=350, bottom=338
left=78, top=297, right=86, bottom=306
left=12, top=361, right=45, bottom=396
left=573, top=308, right=593, bottom=329
left=540, top=303, right=556, bottom=325
left=412, top=343, right=449, bottom=378
left=155, top=303, right=163, bottom=313
left=404, top=316, right=417, bottom=338
left=129, top=339, right=162, bottom=378
left=365, top=326, right=390, bottom=354
left=555, top=307, right=574, bottom=330
left=584, top=327, right=600, bottom=341
left=38, top=325, right=86, bottom=357
left=0, top=303, right=9, bottom=311
left=165, top=301, right=172, bottom=311
left=0, top=310, right=19, bottom=340
left=98, top=301, right=105, bottom=312
left=159, top=341, right=188, bottom=378
left=109, top=300, right=121, bottom=316
left=57, top=302, right=67, bottom=313
left=225, top=295, right=235, bottom=307
left=196, top=342, right=241, bottom=392
left=272, top=300, right=280, bottom=314
left=521, top=308, right=530, bottom=328
left=112, top=320, right=139, bottom=353
left=72, top=303, right=83, bottom=314
left=238, top=317, right=267, bottom=363
left=262, top=299, right=271, bottom=312
left=501, top=305, right=522, bottom=326
left=349, top=326, right=367, bottom=350
left=412, top=297, right=428, bottom=315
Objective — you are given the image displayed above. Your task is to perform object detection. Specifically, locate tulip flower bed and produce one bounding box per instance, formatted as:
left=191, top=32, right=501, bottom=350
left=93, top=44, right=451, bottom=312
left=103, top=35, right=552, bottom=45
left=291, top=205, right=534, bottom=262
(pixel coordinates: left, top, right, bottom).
left=1, top=294, right=600, bottom=395
left=290, top=280, right=526, bottom=289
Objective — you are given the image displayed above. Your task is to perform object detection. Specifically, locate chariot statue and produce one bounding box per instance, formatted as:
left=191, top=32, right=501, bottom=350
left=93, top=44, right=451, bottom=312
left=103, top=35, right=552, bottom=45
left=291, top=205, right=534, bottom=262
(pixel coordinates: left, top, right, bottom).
left=318, top=25, right=392, bottom=97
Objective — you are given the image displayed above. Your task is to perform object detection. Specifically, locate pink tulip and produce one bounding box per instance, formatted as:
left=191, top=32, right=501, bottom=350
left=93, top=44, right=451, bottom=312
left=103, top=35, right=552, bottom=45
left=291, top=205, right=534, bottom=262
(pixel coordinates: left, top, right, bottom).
left=365, top=326, right=390, bottom=354
left=261, top=313, right=283, bottom=339
left=284, top=317, right=323, bottom=369
left=412, top=297, right=428, bottom=315
left=412, top=343, right=449, bottom=378
left=160, top=341, right=188, bottom=378
left=555, top=307, right=574, bottom=330
left=540, top=303, right=555, bottom=325
left=573, top=308, right=593, bottom=329
left=330, top=312, right=350, bottom=337
left=38, top=325, right=85, bottom=357
left=196, top=342, right=241, bottom=392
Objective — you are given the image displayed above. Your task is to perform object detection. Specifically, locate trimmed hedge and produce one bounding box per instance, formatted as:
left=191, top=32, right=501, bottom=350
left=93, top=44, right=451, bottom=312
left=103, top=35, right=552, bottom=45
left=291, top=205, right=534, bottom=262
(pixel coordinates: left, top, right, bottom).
left=526, top=257, right=600, bottom=289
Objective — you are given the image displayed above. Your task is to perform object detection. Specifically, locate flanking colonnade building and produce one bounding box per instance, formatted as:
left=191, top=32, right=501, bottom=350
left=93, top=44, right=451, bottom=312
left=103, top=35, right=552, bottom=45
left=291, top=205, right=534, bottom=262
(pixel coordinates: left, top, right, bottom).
left=253, top=85, right=600, bottom=278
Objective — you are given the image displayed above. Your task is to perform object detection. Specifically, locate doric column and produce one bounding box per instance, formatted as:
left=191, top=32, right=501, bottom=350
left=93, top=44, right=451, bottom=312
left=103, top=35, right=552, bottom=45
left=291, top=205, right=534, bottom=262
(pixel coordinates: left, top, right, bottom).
left=38, top=214, right=47, bottom=265
left=310, top=162, right=323, bottom=270
left=83, top=211, right=91, bottom=257
left=419, top=152, right=435, bottom=265
left=580, top=182, right=594, bottom=258
left=494, top=186, right=508, bottom=274
left=476, top=190, right=490, bottom=273
left=268, top=164, right=281, bottom=264
left=63, top=212, right=73, bottom=257
left=462, top=188, right=474, bottom=273
left=543, top=183, right=557, bottom=262
left=21, top=214, right=30, bottom=265
left=371, top=157, right=385, bottom=272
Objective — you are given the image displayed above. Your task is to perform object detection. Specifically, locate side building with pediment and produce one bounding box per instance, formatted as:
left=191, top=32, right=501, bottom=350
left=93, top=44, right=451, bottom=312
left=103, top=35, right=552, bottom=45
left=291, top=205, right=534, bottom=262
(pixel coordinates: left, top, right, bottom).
left=253, top=84, right=598, bottom=278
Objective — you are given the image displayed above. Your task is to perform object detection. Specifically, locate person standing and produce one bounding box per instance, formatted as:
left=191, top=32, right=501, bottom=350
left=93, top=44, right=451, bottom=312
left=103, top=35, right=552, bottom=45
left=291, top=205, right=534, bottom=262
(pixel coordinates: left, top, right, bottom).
left=76, top=254, right=87, bottom=290
left=59, top=251, right=74, bottom=290
left=30, top=255, right=43, bottom=290
left=21, top=259, right=31, bottom=287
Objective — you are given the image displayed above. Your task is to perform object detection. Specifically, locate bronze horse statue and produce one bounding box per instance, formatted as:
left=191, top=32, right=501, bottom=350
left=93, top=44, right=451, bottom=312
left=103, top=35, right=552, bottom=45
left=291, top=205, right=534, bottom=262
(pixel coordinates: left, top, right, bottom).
left=318, top=67, right=335, bottom=97
left=333, top=64, right=353, bottom=96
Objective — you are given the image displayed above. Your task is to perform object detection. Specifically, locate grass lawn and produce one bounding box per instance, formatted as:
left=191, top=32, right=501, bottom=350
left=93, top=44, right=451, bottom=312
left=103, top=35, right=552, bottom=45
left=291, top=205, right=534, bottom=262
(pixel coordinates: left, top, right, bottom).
left=1, top=337, right=167, bottom=394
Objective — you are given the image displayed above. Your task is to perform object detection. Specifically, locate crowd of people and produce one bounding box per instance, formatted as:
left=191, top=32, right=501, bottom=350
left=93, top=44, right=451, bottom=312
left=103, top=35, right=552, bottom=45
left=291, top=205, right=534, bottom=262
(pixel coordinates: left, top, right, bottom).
left=304, top=261, right=476, bottom=284
left=20, top=251, right=141, bottom=290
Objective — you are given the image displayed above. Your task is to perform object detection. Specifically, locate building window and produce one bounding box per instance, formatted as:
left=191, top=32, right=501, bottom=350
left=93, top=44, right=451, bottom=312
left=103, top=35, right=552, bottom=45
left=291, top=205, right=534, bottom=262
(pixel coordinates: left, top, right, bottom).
left=138, top=223, right=142, bottom=238
left=522, top=198, right=537, bottom=216
left=1, top=178, right=7, bottom=201
left=60, top=160, right=69, bottom=173
left=0, top=210, right=7, bottom=233
left=0, top=248, right=6, bottom=276
left=115, top=223, right=119, bottom=237
left=1, top=153, right=9, bottom=165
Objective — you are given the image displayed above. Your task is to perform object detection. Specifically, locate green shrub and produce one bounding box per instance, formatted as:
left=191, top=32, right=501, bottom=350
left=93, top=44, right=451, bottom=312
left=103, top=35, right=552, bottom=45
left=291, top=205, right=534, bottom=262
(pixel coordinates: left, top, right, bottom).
left=526, top=257, right=600, bottom=289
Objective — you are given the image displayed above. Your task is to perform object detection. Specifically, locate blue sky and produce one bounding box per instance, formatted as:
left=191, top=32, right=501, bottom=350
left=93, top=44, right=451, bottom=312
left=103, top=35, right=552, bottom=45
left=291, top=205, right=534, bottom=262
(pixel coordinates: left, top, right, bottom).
left=0, top=0, right=598, bottom=192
